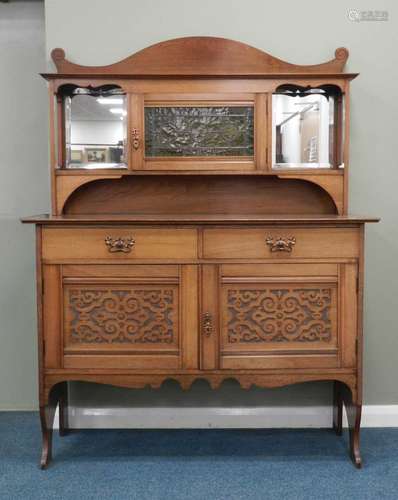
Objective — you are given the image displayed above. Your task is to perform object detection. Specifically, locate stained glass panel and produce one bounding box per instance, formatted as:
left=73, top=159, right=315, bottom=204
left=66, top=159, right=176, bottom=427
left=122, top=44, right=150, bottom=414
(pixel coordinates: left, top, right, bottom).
left=145, top=106, right=254, bottom=157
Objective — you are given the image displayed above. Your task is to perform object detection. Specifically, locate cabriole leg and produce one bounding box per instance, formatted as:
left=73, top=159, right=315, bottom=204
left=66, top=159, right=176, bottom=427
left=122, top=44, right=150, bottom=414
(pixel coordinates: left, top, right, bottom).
left=39, top=383, right=64, bottom=469
left=335, top=381, right=362, bottom=468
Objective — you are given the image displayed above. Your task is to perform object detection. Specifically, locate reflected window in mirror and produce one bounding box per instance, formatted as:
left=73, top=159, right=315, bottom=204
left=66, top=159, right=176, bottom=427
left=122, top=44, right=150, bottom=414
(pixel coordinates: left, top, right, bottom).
left=272, top=85, right=344, bottom=169
left=60, top=85, right=127, bottom=169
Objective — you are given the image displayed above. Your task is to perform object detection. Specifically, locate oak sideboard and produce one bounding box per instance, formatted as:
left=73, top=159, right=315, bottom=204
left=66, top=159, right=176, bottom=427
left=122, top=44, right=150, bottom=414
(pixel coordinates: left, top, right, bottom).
left=23, top=37, right=378, bottom=468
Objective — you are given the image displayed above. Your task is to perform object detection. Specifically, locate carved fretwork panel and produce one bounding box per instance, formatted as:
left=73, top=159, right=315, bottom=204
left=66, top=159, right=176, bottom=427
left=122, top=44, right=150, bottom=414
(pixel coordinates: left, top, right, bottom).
left=64, top=284, right=179, bottom=350
left=221, top=282, right=337, bottom=351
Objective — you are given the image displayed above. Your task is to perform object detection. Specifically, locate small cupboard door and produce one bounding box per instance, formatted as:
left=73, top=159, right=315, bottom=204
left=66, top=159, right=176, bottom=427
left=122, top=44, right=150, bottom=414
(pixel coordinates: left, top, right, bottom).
left=202, top=263, right=358, bottom=370
left=43, top=264, right=198, bottom=370
left=130, top=93, right=268, bottom=171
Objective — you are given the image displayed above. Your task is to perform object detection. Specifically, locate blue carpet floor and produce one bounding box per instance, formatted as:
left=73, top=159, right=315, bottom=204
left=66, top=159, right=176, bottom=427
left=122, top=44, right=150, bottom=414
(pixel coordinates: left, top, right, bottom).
left=1, top=412, right=398, bottom=499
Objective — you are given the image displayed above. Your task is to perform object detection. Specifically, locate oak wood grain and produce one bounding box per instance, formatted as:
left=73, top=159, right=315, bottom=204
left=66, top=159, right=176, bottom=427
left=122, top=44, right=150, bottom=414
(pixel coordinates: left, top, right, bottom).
left=48, top=38, right=350, bottom=77
left=60, top=176, right=338, bottom=216
left=203, top=227, right=360, bottom=259
left=26, top=36, right=379, bottom=468
left=42, top=227, right=198, bottom=260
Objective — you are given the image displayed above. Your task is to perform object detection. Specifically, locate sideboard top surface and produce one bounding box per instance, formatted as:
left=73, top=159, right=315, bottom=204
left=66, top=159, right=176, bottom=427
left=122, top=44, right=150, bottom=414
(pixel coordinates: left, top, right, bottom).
left=21, top=214, right=379, bottom=225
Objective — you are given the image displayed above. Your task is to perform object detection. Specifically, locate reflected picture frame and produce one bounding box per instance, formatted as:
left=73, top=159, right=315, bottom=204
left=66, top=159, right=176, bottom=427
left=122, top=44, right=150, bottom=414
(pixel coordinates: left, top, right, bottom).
left=70, top=150, right=83, bottom=164
left=85, top=147, right=108, bottom=163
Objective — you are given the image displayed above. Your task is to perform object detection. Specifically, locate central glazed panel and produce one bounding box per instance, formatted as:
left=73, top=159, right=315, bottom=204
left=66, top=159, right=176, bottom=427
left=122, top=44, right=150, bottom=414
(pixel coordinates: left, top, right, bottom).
left=144, top=106, right=254, bottom=157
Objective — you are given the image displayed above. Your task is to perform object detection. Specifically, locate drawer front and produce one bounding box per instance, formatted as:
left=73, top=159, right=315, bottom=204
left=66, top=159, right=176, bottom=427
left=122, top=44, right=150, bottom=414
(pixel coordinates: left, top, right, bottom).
left=203, top=227, right=359, bottom=259
left=42, top=227, right=198, bottom=260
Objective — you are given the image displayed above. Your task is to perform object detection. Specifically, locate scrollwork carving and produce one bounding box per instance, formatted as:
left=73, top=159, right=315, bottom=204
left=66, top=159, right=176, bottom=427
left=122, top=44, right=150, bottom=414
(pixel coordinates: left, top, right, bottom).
left=66, top=286, right=177, bottom=344
left=226, top=287, right=333, bottom=343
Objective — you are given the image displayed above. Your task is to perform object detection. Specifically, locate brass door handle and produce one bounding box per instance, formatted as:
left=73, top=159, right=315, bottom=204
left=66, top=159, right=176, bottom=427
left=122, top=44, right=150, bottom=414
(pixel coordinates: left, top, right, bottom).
left=105, top=236, right=135, bottom=253
left=265, top=236, right=296, bottom=253
left=203, top=312, right=213, bottom=337
left=132, top=128, right=140, bottom=150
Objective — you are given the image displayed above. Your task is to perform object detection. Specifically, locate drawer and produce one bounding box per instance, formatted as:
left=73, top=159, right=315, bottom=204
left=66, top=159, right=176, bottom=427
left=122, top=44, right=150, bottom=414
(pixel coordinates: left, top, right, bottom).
left=203, top=227, right=359, bottom=259
left=42, top=227, right=198, bottom=260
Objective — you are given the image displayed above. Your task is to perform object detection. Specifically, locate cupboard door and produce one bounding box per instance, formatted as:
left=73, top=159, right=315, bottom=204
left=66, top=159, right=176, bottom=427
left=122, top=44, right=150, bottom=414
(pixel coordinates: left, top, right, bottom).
left=217, top=263, right=357, bottom=370
left=43, top=264, right=198, bottom=370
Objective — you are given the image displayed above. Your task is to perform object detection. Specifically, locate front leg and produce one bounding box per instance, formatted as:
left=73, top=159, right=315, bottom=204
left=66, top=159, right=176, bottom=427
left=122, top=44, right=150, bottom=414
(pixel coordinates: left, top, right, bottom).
left=40, top=382, right=64, bottom=469
left=340, top=382, right=362, bottom=468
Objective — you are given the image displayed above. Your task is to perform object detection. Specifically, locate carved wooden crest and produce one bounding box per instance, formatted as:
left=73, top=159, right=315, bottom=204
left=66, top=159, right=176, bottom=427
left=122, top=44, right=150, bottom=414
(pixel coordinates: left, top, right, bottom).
left=48, top=36, right=349, bottom=77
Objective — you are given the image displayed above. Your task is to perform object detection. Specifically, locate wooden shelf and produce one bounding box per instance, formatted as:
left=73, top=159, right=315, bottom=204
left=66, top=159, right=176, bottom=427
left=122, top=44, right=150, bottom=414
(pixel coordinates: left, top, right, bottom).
left=55, top=169, right=344, bottom=176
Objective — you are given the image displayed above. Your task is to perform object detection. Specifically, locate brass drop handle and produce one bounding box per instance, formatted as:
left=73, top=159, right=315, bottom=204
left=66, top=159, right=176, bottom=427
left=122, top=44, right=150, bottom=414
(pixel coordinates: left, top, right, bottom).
left=265, top=236, right=296, bottom=253
left=132, top=128, right=140, bottom=150
left=105, top=236, right=135, bottom=253
left=203, top=312, right=213, bottom=337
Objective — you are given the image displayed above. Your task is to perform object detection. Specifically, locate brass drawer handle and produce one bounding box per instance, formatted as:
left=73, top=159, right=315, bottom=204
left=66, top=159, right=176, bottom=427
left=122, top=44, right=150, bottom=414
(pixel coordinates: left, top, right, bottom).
left=265, top=236, right=296, bottom=253
left=105, top=236, right=135, bottom=253
left=203, top=312, right=213, bottom=337
left=132, top=128, right=140, bottom=150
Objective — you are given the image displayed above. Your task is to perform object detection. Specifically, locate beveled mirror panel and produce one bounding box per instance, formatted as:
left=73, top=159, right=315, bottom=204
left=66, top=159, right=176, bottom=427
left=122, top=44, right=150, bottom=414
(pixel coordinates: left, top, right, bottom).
left=272, top=85, right=344, bottom=169
left=62, top=85, right=127, bottom=169
left=144, top=106, right=254, bottom=157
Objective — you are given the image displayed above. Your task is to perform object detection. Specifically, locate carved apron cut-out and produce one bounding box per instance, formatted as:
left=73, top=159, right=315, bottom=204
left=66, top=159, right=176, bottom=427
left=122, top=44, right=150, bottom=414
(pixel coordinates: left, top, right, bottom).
left=65, top=286, right=177, bottom=344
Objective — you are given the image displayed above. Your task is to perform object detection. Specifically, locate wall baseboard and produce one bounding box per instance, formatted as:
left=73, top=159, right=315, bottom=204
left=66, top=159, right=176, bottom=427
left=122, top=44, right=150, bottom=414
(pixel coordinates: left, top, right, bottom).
left=53, top=405, right=398, bottom=429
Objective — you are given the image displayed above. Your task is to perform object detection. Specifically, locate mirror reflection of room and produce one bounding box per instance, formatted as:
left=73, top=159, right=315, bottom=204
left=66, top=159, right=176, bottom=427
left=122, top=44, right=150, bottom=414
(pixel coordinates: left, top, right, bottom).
left=63, top=86, right=127, bottom=169
left=272, top=85, right=343, bottom=169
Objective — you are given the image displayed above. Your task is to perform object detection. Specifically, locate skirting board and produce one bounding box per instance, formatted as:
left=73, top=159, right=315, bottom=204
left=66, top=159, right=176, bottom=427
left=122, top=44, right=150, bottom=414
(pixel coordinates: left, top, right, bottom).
left=54, top=405, right=398, bottom=429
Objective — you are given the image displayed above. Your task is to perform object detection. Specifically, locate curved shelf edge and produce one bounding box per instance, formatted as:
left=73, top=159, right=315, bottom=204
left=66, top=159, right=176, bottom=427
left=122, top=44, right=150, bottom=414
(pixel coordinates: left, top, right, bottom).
left=56, top=174, right=123, bottom=214
left=277, top=173, right=344, bottom=214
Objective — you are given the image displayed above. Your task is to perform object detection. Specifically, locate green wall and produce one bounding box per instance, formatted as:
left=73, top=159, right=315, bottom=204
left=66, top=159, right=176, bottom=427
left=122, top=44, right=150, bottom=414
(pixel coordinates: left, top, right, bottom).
left=1, top=0, right=396, bottom=409
left=0, top=1, right=48, bottom=409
